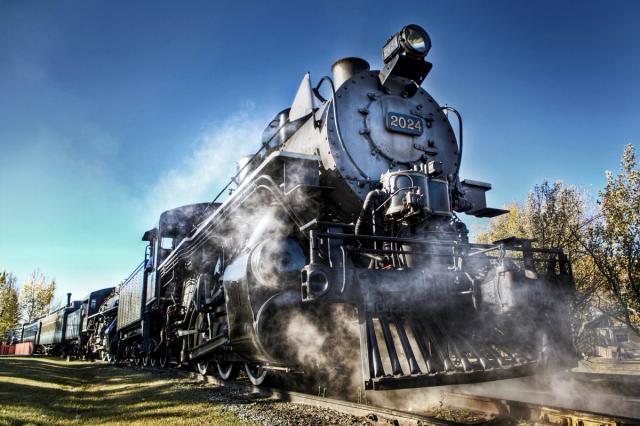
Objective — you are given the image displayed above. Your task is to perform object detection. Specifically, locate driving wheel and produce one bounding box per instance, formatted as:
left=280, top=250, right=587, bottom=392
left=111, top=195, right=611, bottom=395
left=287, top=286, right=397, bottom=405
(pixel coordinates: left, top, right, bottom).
left=216, top=362, right=239, bottom=380
left=192, top=313, right=212, bottom=375
left=159, top=343, right=171, bottom=368
left=244, top=363, right=267, bottom=386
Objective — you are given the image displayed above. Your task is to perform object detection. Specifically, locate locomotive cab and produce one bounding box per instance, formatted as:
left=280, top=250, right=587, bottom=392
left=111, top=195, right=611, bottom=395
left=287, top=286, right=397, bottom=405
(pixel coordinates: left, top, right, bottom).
left=155, top=203, right=209, bottom=267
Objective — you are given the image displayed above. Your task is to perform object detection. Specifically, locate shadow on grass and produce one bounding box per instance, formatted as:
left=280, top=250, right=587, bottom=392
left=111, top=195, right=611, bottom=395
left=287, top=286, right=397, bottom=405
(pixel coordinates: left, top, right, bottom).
left=0, top=357, right=243, bottom=426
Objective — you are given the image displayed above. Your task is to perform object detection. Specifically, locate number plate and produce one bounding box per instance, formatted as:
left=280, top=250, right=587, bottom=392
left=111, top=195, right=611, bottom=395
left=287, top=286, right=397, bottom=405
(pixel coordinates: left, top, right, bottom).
left=386, top=112, right=423, bottom=136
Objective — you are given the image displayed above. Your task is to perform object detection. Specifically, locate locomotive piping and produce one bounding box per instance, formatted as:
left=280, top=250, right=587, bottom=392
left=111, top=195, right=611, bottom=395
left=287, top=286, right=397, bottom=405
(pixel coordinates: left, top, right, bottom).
left=440, top=106, right=463, bottom=182
left=354, top=189, right=383, bottom=237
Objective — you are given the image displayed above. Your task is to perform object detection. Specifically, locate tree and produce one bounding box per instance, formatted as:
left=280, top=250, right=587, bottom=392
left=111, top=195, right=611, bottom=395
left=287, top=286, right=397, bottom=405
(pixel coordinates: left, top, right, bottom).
left=476, top=181, right=588, bottom=258
left=582, top=144, right=640, bottom=334
left=0, top=271, right=20, bottom=340
left=524, top=182, right=606, bottom=310
left=476, top=144, right=640, bottom=346
left=19, top=270, right=56, bottom=322
left=475, top=181, right=599, bottom=351
left=475, top=202, right=527, bottom=244
left=475, top=181, right=593, bottom=301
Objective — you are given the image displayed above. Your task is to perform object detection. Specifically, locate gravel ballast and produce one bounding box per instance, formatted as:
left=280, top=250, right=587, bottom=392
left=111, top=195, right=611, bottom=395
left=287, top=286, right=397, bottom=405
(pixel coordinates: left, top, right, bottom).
left=207, top=384, right=401, bottom=426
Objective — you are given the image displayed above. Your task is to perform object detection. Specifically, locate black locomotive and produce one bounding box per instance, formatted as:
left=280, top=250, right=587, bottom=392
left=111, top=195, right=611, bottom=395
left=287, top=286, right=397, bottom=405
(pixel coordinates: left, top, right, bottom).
left=22, top=24, right=575, bottom=390
left=19, top=288, right=114, bottom=357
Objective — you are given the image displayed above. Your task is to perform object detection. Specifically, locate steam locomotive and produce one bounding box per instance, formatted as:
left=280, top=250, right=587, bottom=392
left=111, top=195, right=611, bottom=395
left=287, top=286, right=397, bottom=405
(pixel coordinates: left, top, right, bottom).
left=22, top=24, right=575, bottom=390
left=19, top=288, right=114, bottom=357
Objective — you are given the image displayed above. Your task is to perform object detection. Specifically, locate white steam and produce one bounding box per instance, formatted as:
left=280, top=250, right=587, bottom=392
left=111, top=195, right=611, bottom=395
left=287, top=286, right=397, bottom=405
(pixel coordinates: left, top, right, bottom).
left=285, top=313, right=330, bottom=368
left=142, top=103, right=267, bottom=224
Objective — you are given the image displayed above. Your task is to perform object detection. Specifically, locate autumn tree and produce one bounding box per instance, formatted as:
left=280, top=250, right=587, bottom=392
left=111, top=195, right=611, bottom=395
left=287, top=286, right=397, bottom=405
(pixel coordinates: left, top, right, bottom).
left=0, top=271, right=20, bottom=340
left=19, top=270, right=56, bottom=322
left=475, top=202, right=528, bottom=244
left=475, top=180, right=588, bottom=261
left=582, top=144, right=640, bottom=334
left=475, top=181, right=598, bottom=351
left=526, top=182, right=607, bottom=308
left=476, top=144, right=640, bottom=348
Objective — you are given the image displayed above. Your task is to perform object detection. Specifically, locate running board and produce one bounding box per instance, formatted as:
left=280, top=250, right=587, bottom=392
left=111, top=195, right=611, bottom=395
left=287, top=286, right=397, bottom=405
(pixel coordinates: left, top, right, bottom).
left=358, top=312, right=538, bottom=390
left=189, top=335, right=228, bottom=361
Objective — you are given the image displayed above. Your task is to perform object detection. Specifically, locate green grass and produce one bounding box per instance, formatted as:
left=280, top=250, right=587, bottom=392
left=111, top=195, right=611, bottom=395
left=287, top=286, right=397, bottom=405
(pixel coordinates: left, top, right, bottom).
left=0, top=357, right=248, bottom=426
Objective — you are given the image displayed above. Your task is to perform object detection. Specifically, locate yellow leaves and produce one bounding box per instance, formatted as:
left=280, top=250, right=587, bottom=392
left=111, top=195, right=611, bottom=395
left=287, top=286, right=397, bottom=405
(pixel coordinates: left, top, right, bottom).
left=475, top=181, right=586, bottom=253
left=0, top=271, right=20, bottom=338
left=599, top=144, right=640, bottom=249
left=476, top=144, right=640, bottom=336
left=590, top=144, right=640, bottom=320
left=475, top=202, right=527, bottom=244
left=18, top=269, right=57, bottom=322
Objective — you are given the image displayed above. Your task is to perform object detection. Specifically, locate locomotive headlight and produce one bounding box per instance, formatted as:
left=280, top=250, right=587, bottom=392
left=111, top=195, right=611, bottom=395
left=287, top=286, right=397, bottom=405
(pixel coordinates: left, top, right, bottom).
left=379, top=24, right=433, bottom=94
left=382, top=24, right=431, bottom=63
left=401, top=25, right=431, bottom=56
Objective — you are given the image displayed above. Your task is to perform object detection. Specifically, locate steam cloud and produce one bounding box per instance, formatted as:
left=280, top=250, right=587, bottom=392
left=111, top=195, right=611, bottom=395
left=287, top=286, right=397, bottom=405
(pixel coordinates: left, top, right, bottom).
left=142, top=103, right=267, bottom=224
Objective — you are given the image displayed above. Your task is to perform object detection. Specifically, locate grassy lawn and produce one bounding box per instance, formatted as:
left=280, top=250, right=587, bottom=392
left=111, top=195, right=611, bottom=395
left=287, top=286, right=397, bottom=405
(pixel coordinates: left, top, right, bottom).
left=0, top=357, right=247, bottom=426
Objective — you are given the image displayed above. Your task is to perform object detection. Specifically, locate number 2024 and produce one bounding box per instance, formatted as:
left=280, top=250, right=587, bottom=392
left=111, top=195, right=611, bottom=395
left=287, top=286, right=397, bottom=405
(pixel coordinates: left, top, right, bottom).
left=390, top=115, right=422, bottom=131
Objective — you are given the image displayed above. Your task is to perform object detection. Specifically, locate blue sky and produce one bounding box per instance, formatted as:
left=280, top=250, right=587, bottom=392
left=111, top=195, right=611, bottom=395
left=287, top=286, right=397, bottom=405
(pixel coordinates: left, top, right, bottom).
left=1, top=1, right=638, bottom=301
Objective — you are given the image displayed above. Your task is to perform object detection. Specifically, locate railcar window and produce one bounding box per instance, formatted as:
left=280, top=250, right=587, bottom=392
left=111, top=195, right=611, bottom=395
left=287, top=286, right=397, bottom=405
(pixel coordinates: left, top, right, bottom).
left=160, top=237, right=174, bottom=250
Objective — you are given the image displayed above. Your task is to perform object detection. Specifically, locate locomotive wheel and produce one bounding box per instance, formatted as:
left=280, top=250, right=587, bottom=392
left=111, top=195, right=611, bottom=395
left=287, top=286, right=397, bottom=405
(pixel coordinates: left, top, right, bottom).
left=142, top=353, right=150, bottom=367
left=147, top=340, right=158, bottom=368
left=192, top=313, right=212, bottom=376
left=216, top=362, right=239, bottom=381
left=132, top=343, right=142, bottom=366
left=195, top=361, right=210, bottom=375
left=159, top=345, right=172, bottom=369
left=244, top=363, right=267, bottom=386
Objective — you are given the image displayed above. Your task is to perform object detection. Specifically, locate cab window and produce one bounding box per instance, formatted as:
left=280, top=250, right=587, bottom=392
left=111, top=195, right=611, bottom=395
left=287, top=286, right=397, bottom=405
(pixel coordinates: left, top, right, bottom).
left=160, top=237, right=174, bottom=250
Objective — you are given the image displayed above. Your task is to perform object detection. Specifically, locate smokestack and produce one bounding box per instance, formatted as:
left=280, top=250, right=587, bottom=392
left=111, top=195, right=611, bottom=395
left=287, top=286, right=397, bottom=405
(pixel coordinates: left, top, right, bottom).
left=66, top=293, right=71, bottom=307
left=331, top=57, right=370, bottom=90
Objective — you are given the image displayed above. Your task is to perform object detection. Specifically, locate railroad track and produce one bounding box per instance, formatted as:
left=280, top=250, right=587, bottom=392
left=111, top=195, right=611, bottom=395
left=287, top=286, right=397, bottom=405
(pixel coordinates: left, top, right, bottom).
left=114, top=362, right=640, bottom=425
left=443, top=391, right=640, bottom=425
left=187, top=371, right=455, bottom=426
left=188, top=370, right=639, bottom=425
